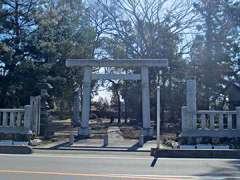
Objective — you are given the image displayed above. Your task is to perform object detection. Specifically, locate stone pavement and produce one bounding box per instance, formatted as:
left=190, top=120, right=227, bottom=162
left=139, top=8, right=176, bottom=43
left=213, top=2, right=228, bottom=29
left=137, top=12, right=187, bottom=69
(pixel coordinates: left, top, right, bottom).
left=60, top=126, right=158, bottom=152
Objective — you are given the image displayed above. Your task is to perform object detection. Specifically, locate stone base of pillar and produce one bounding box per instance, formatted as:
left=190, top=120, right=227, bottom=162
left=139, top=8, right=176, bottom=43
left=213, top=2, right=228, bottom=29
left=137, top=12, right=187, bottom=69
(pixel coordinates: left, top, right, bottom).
left=78, top=127, right=90, bottom=138
left=142, top=128, right=153, bottom=137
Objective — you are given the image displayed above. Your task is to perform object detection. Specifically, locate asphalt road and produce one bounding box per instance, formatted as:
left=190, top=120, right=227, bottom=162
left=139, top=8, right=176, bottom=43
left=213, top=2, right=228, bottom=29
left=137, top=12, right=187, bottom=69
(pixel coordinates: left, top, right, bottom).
left=0, top=151, right=239, bottom=180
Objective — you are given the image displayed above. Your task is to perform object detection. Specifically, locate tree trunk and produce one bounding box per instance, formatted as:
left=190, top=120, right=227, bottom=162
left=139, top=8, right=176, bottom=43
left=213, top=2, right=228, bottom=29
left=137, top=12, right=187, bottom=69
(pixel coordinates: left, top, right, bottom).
left=124, top=99, right=128, bottom=124
left=116, top=91, right=121, bottom=124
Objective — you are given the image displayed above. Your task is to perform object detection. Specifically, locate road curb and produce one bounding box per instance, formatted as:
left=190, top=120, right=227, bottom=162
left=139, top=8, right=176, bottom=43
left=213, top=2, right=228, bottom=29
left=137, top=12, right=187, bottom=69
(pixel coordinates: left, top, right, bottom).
left=0, top=145, right=33, bottom=154
left=33, top=146, right=151, bottom=153
left=151, top=148, right=240, bottom=159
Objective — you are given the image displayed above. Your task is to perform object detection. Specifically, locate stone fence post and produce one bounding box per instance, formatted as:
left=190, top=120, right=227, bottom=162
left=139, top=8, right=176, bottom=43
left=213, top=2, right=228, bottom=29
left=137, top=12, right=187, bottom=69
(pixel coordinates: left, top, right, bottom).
left=69, top=133, right=75, bottom=145
left=186, top=80, right=197, bottom=130
left=30, top=96, right=41, bottom=135
left=24, top=105, right=32, bottom=130
left=181, top=106, right=189, bottom=132
left=103, top=134, right=108, bottom=147
left=237, top=107, right=240, bottom=130
left=138, top=129, right=144, bottom=147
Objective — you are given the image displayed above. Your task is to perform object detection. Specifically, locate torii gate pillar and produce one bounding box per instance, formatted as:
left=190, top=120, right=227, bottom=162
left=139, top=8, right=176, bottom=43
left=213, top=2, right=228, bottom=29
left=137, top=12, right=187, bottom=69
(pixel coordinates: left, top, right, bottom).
left=141, top=66, right=151, bottom=136
left=80, top=66, right=92, bottom=136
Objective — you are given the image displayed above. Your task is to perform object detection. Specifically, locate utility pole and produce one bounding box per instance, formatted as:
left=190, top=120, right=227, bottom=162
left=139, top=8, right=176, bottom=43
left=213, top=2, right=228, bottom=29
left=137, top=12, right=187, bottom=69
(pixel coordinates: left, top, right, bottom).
left=157, top=86, right=161, bottom=149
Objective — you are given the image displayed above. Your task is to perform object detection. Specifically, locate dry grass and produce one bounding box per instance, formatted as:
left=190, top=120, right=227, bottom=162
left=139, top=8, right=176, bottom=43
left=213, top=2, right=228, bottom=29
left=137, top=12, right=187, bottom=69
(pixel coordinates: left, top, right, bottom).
left=120, top=127, right=141, bottom=139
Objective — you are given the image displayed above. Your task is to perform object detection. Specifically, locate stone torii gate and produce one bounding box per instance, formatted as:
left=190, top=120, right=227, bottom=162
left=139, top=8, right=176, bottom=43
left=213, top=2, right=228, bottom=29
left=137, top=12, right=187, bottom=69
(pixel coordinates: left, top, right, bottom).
left=66, top=59, right=168, bottom=137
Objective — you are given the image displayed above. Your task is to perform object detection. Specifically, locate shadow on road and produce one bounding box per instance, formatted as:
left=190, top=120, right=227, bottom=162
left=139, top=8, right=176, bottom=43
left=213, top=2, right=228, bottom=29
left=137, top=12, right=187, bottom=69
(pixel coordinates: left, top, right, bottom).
left=127, top=142, right=140, bottom=151
left=150, top=157, right=158, bottom=167
left=195, top=160, right=240, bottom=178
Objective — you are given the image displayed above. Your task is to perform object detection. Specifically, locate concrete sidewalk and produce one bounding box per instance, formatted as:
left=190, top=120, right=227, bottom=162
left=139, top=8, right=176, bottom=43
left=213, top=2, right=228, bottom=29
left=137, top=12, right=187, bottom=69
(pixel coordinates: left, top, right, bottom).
left=60, top=126, right=158, bottom=152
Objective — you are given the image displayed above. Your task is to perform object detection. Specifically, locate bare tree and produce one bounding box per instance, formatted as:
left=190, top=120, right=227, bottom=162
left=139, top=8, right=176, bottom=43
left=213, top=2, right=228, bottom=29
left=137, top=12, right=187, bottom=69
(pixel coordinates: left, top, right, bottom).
left=88, top=0, right=200, bottom=124
left=90, top=0, right=199, bottom=57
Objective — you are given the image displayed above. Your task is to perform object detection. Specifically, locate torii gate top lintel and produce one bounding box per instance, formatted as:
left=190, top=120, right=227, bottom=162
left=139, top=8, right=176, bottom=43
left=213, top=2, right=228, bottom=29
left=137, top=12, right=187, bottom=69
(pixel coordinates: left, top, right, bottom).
left=66, top=59, right=168, bottom=68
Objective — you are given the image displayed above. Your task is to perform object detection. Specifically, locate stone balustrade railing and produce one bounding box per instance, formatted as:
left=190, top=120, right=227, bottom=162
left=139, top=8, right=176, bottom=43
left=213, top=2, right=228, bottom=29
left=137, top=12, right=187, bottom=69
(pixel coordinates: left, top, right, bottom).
left=196, top=110, right=239, bottom=130
left=0, top=105, right=32, bottom=134
left=181, top=107, right=240, bottom=137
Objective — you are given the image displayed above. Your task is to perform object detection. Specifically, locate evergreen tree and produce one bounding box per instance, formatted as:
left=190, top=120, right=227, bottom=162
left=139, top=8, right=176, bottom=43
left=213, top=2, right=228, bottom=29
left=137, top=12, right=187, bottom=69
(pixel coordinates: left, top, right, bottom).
left=191, top=0, right=239, bottom=109
left=0, top=0, right=40, bottom=107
